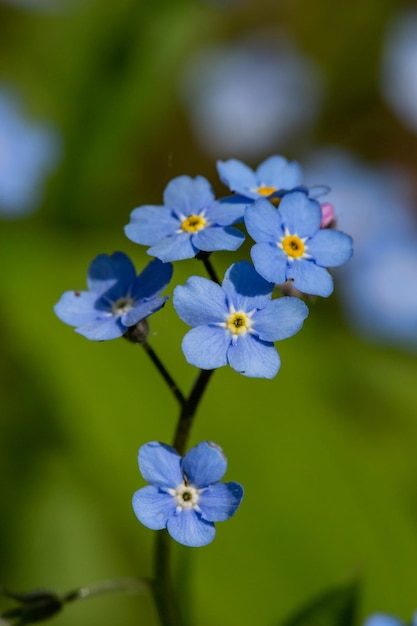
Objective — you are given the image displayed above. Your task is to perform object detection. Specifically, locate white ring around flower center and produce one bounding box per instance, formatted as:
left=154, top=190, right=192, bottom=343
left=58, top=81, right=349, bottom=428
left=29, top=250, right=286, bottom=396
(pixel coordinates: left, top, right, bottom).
left=111, top=296, right=135, bottom=316
left=168, top=482, right=202, bottom=511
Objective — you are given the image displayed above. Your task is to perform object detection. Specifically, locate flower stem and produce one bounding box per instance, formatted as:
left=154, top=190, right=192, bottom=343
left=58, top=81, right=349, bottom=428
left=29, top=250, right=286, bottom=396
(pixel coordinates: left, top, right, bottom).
left=142, top=341, right=186, bottom=408
left=173, top=369, right=214, bottom=455
left=202, top=256, right=221, bottom=285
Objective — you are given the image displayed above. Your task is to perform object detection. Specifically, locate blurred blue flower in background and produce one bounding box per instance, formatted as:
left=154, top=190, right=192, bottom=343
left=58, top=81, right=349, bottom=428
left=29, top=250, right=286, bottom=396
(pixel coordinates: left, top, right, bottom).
left=363, top=612, right=411, bottom=626
left=180, top=33, right=324, bottom=158
left=380, top=9, right=417, bottom=133
left=132, top=440, right=244, bottom=547
left=305, top=149, right=417, bottom=349
left=0, top=88, right=60, bottom=218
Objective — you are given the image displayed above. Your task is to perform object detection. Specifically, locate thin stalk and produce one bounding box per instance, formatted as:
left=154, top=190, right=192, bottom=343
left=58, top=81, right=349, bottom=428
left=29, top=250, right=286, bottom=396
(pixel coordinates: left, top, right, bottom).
left=202, top=256, right=221, bottom=285
left=173, top=369, right=214, bottom=455
left=142, top=341, right=186, bottom=408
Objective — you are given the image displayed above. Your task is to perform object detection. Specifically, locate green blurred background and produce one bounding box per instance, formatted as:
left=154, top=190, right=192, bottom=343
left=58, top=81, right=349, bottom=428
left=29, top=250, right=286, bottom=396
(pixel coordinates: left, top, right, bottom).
left=1, top=0, right=417, bottom=625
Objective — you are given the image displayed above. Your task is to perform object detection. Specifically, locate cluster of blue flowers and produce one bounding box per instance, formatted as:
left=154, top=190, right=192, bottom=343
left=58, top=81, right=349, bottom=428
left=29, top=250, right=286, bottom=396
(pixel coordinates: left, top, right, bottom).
left=54, top=154, right=353, bottom=547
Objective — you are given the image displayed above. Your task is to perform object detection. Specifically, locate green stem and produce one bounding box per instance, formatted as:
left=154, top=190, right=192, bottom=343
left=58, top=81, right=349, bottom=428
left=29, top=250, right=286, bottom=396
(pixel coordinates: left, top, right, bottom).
left=173, top=369, right=214, bottom=455
left=142, top=341, right=186, bottom=408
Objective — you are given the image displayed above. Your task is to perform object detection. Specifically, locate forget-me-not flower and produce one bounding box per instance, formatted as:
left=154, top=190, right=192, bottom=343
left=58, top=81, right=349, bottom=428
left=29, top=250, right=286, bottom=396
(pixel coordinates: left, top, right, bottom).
left=245, top=191, right=353, bottom=297
left=132, top=440, right=244, bottom=547
left=124, top=175, right=245, bottom=262
left=54, top=252, right=173, bottom=341
left=363, top=613, right=415, bottom=626
left=173, top=261, right=309, bottom=378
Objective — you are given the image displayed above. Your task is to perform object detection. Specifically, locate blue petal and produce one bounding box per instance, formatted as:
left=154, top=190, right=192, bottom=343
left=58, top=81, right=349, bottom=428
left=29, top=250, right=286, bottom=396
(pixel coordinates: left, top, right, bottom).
left=87, top=252, right=136, bottom=296
left=253, top=297, right=309, bottom=341
left=125, top=205, right=178, bottom=246
left=75, top=316, right=125, bottom=341
left=256, top=155, right=303, bottom=189
left=222, top=261, right=274, bottom=311
left=54, top=290, right=101, bottom=327
left=307, top=229, right=353, bottom=267
left=182, top=441, right=227, bottom=487
left=279, top=191, right=322, bottom=237
left=173, top=277, right=227, bottom=326
left=245, top=199, right=283, bottom=243
left=199, top=482, right=244, bottom=522
left=132, top=486, right=176, bottom=530
left=131, top=259, right=173, bottom=300
left=287, top=259, right=334, bottom=297
left=182, top=326, right=230, bottom=369
left=121, top=296, right=168, bottom=326
left=227, top=335, right=280, bottom=378
left=192, top=225, right=245, bottom=252
left=167, top=510, right=216, bottom=547
left=211, top=196, right=250, bottom=224
left=163, top=175, right=214, bottom=213
left=216, top=158, right=257, bottom=196
left=250, top=242, right=288, bottom=284
left=363, top=616, right=404, bottom=626
left=148, top=232, right=198, bottom=262
left=138, top=442, right=182, bottom=487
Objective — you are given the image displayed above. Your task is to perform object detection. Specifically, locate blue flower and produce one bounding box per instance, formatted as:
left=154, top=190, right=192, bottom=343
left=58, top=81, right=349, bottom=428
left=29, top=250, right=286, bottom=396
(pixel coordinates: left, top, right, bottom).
left=363, top=614, right=412, bottom=626
left=132, top=440, right=244, bottom=547
left=0, top=88, right=60, bottom=218
left=54, top=252, right=173, bottom=341
left=124, top=175, right=245, bottom=262
left=245, top=192, right=353, bottom=297
left=173, top=261, right=309, bottom=378
left=217, top=155, right=305, bottom=203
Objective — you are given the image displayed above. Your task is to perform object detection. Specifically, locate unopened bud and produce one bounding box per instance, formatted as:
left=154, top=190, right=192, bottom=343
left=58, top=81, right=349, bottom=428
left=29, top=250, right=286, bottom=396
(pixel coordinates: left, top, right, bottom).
left=123, top=319, right=149, bottom=344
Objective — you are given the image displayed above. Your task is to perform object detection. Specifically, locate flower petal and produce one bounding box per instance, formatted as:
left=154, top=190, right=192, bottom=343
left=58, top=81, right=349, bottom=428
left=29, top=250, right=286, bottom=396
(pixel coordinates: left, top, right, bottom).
left=227, top=335, right=280, bottom=378
left=182, top=441, right=227, bottom=487
left=287, top=259, right=334, bottom=297
left=87, top=252, right=136, bottom=296
left=199, top=482, right=244, bottom=522
left=174, top=277, right=227, bottom=326
left=167, top=510, right=216, bottom=547
left=131, top=259, right=173, bottom=300
left=256, top=155, right=303, bottom=189
left=217, top=158, right=257, bottom=196
left=245, top=198, right=283, bottom=243
left=250, top=242, right=288, bottom=284
left=75, top=316, right=125, bottom=341
left=125, top=206, right=178, bottom=246
left=132, top=486, right=176, bottom=530
left=148, top=233, right=198, bottom=262
left=122, top=296, right=168, bottom=327
left=253, top=296, right=309, bottom=341
left=209, top=196, right=250, bottom=224
left=181, top=326, right=230, bottom=369
left=306, top=229, right=353, bottom=267
left=54, top=290, right=101, bottom=327
left=279, top=191, right=322, bottom=237
left=163, top=175, right=214, bottom=213
left=222, top=261, right=274, bottom=311
left=138, top=442, right=182, bottom=487
left=193, top=225, right=245, bottom=252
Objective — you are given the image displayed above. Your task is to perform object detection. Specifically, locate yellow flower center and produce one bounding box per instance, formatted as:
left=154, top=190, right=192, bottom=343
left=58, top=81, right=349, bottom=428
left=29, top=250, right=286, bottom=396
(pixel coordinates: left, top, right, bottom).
left=281, top=235, right=305, bottom=258
left=257, top=185, right=276, bottom=196
left=226, top=311, right=252, bottom=335
left=181, top=214, right=207, bottom=233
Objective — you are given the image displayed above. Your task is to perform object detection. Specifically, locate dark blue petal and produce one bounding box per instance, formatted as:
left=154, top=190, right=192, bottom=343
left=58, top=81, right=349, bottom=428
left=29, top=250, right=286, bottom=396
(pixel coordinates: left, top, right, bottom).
left=167, top=510, right=216, bottom=547
left=163, top=175, right=214, bottom=213
left=54, top=290, right=102, bottom=327
left=121, top=296, right=168, bottom=327
left=125, top=205, right=178, bottom=246
left=222, top=261, right=274, bottom=311
left=192, top=226, right=245, bottom=252
left=250, top=242, right=288, bottom=284
left=174, top=277, right=228, bottom=326
left=199, top=482, right=244, bottom=522
left=131, top=259, right=173, bottom=300
left=148, top=233, right=198, bottom=262
left=227, top=335, right=280, bottom=378
left=138, top=442, right=182, bottom=487
left=287, top=259, right=334, bottom=297
left=182, top=326, right=230, bottom=369
left=253, top=297, right=309, bottom=341
left=132, top=486, right=176, bottom=530
left=182, top=441, right=227, bottom=487
left=307, top=229, right=353, bottom=267
left=87, top=252, right=136, bottom=296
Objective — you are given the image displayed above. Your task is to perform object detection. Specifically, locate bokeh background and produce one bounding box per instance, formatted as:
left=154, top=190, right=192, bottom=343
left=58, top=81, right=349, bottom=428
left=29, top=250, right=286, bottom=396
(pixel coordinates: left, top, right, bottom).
left=1, top=0, right=417, bottom=625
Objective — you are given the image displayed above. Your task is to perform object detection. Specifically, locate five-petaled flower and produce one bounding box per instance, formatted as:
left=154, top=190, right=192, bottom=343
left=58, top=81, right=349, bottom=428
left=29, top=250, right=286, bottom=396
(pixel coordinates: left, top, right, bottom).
left=245, top=191, right=353, bottom=297
left=124, top=175, right=245, bottom=262
left=54, top=252, right=173, bottom=341
left=173, top=261, right=309, bottom=378
left=132, top=440, right=244, bottom=547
